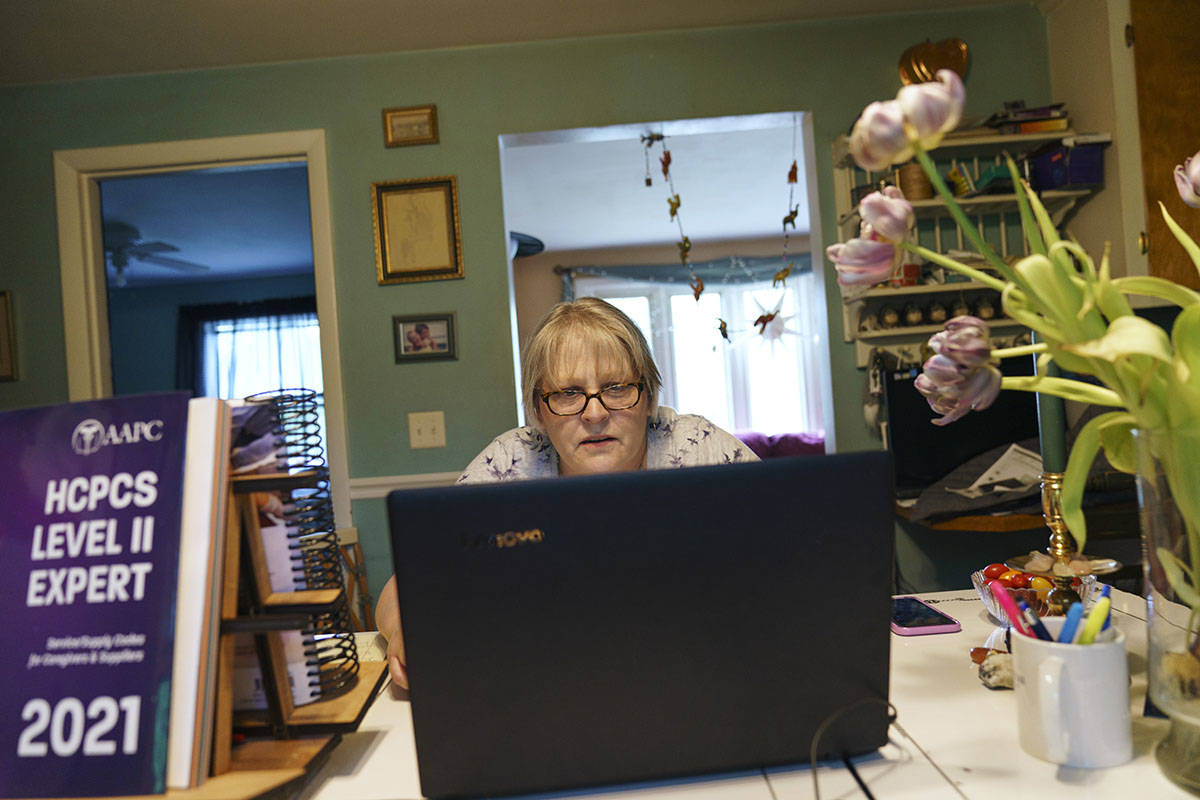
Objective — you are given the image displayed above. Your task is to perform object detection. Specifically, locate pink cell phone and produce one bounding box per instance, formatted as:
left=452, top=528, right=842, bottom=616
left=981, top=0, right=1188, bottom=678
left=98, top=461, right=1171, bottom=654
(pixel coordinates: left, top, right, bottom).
left=890, top=596, right=961, bottom=635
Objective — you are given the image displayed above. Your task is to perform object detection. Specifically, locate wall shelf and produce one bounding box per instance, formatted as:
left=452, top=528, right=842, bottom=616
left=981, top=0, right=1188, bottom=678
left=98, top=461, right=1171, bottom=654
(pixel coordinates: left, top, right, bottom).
left=832, top=129, right=1106, bottom=368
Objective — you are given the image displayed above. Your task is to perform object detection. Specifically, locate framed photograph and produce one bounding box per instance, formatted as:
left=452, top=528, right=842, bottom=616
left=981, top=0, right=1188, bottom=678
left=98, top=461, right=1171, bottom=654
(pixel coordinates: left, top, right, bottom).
left=372, top=175, right=464, bottom=285
left=0, top=291, right=14, bottom=381
left=394, top=313, right=457, bottom=362
left=382, top=104, right=438, bottom=148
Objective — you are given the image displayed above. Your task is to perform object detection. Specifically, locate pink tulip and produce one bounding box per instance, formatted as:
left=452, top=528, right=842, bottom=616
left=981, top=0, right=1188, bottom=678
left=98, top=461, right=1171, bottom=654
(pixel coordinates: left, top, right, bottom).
left=826, top=237, right=896, bottom=286
left=928, top=316, right=992, bottom=368
left=859, top=186, right=914, bottom=242
left=915, top=359, right=1001, bottom=425
left=897, top=69, right=965, bottom=149
left=1175, top=150, right=1200, bottom=208
left=848, top=100, right=912, bottom=172
left=915, top=314, right=1001, bottom=424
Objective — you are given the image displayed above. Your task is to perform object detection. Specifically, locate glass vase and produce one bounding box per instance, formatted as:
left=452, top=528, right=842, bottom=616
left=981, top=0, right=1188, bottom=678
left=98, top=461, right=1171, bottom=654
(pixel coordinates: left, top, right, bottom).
left=1137, top=427, right=1200, bottom=794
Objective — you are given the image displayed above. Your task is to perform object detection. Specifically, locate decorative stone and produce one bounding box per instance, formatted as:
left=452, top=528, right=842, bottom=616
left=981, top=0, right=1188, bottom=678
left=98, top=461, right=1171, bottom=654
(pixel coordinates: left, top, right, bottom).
left=979, top=652, right=1013, bottom=689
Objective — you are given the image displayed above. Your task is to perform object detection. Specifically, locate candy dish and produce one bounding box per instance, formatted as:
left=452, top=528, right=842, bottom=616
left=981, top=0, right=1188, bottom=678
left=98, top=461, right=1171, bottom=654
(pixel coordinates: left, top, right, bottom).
left=971, top=570, right=1098, bottom=625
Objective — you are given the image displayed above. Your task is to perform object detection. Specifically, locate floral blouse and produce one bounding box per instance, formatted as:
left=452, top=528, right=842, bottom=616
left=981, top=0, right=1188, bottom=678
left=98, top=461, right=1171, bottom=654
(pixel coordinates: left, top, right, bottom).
left=456, top=406, right=757, bottom=484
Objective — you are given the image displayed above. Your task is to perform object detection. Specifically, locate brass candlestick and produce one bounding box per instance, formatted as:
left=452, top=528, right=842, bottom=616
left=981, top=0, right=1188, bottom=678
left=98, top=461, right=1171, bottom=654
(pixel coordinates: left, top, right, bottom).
left=1005, top=472, right=1122, bottom=615
left=1038, top=472, right=1083, bottom=616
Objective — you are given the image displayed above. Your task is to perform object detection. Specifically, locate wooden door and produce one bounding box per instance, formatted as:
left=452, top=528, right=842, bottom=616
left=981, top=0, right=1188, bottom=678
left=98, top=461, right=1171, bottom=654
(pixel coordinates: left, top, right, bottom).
left=1131, top=0, right=1200, bottom=289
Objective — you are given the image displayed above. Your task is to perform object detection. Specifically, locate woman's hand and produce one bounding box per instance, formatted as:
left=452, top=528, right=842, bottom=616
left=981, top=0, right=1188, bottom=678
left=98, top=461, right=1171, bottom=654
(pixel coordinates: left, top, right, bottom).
left=374, top=575, right=408, bottom=689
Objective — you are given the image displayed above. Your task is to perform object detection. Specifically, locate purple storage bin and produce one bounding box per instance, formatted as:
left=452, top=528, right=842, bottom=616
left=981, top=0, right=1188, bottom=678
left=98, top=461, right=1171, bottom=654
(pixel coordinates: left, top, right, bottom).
left=1030, top=144, right=1104, bottom=190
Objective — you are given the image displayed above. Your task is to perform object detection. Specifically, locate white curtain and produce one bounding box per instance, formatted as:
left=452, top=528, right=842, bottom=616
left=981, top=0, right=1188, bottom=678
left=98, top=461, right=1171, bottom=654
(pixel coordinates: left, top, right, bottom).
left=198, top=311, right=323, bottom=400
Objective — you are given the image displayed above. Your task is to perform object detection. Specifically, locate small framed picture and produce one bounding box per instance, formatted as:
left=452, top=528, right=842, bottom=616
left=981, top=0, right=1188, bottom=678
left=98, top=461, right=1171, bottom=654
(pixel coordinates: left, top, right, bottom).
left=372, top=175, right=464, bottom=284
left=394, top=313, right=456, bottom=363
left=0, top=291, right=15, bottom=381
left=382, top=104, right=438, bottom=148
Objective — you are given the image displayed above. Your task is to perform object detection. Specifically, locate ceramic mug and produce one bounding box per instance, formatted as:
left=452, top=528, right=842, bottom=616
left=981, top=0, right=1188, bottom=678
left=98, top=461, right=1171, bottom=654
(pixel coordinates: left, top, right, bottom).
left=1011, top=616, right=1132, bottom=768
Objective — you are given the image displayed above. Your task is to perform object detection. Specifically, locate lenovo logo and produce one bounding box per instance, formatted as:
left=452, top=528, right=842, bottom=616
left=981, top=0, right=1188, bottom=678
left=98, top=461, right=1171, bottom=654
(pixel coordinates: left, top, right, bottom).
left=460, top=528, right=546, bottom=550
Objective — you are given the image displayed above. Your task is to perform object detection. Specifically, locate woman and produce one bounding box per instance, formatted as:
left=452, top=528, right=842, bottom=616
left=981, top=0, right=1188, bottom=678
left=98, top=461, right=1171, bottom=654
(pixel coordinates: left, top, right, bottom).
left=376, top=297, right=757, bottom=687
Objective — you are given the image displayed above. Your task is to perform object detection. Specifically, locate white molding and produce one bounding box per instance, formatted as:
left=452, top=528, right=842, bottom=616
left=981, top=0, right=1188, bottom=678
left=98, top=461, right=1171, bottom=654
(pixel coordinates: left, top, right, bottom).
left=349, top=472, right=461, bottom=499
left=52, top=130, right=355, bottom=530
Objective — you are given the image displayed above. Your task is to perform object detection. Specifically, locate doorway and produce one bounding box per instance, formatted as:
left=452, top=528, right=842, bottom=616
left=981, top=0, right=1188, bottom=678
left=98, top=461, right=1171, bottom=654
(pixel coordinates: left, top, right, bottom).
left=498, top=112, right=834, bottom=443
left=53, top=130, right=352, bottom=528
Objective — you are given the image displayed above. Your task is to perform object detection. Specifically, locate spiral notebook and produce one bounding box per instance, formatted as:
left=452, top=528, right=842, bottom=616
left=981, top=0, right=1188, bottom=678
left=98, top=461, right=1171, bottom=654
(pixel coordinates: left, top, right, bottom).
left=226, top=398, right=349, bottom=709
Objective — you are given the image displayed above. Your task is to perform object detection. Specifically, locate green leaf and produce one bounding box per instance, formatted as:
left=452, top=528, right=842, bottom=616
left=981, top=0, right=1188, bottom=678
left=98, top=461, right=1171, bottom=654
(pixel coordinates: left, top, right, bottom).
left=1025, top=178, right=1062, bottom=250
left=1157, top=547, right=1200, bottom=609
left=1066, top=315, right=1174, bottom=363
left=1061, top=412, right=1119, bottom=550
left=1173, top=304, right=1200, bottom=388
left=1095, top=242, right=1133, bottom=322
left=1097, top=414, right=1137, bottom=474
left=1161, top=202, right=1200, bottom=277
left=1112, top=276, right=1200, bottom=308
left=1009, top=161, right=1045, bottom=256
left=1016, top=254, right=1082, bottom=324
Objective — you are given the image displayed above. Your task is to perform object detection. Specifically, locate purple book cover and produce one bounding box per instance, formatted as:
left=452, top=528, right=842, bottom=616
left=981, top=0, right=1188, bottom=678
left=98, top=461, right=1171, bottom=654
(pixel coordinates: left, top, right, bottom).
left=0, top=393, right=191, bottom=797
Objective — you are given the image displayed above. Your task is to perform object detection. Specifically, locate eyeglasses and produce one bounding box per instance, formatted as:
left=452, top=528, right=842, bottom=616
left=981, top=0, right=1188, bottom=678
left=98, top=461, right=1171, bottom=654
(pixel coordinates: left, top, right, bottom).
left=540, top=382, right=643, bottom=416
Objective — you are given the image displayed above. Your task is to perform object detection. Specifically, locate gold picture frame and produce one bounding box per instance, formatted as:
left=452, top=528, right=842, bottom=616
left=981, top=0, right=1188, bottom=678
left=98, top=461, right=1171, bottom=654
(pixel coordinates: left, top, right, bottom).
left=0, top=290, right=15, bottom=381
left=372, top=176, right=464, bottom=285
left=382, top=104, right=438, bottom=148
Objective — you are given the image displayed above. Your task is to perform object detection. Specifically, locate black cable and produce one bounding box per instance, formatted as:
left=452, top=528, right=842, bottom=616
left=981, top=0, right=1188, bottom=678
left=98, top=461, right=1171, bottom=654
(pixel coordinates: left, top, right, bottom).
left=840, top=753, right=877, bottom=800
left=808, top=696, right=897, bottom=800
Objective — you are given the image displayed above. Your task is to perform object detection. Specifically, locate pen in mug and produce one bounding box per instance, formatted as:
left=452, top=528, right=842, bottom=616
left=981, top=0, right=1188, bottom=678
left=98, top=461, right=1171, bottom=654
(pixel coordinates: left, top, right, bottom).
left=1058, top=601, right=1084, bottom=643
left=1099, top=584, right=1112, bottom=630
left=1016, top=599, right=1052, bottom=641
left=988, top=579, right=1032, bottom=637
left=1077, top=597, right=1112, bottom=645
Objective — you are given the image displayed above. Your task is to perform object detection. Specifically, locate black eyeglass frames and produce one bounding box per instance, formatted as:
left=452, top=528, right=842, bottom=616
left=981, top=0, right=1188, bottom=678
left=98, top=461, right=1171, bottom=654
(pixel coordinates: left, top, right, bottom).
left=540, top=382, right=644, bottom=416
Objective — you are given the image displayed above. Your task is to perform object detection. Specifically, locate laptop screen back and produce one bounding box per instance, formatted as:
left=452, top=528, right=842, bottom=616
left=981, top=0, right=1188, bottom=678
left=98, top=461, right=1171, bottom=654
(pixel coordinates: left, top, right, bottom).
left=387, top=452, right=894, bottom=799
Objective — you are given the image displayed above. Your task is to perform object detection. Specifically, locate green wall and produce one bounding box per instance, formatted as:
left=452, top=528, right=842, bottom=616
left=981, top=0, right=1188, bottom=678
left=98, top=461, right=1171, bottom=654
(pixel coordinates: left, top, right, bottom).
left=0, top=5, right=1052, bottom=597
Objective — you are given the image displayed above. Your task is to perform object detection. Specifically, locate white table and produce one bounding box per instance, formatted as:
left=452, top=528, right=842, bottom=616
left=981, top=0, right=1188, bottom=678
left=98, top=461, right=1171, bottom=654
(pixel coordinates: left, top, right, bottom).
left=296, top=589, right=1192, bottom=799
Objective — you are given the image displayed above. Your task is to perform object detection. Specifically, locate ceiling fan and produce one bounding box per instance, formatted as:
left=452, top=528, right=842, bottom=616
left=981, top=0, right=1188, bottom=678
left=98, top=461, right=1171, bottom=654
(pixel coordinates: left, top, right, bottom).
left=102, top=220, right=211, bottom=287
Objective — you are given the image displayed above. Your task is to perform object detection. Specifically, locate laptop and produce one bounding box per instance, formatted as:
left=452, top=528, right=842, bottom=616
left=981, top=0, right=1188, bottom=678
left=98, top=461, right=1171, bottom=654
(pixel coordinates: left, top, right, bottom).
left=387, top=451, right=895, bottom=799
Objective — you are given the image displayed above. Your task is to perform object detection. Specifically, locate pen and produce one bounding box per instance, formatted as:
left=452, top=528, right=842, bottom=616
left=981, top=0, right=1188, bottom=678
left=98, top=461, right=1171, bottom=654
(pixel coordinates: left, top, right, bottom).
left=1058, top=602, right=1084, bottom=643
left=1077, top=597, right=1112, bottom=645
left=1017, top=599, right=1052, bottom=641
left=988, top=579, right=1032, bottom=637
left=1099, top=584, right=1112, bottom=630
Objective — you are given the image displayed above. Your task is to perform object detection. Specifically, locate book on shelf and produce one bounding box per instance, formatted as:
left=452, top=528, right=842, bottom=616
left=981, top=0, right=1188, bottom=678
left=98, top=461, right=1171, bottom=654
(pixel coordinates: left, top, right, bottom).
left=984, top=101, right=1067, bottom=126
left=0, top=392, right=229, bottom=798
left=991, top=116, right=1070, bottom=135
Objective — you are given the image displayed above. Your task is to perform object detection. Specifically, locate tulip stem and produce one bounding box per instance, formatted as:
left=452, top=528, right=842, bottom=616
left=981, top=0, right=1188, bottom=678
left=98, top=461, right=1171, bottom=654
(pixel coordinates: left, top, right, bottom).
left=912, top=147, right=1017, bottom=283
left=1000, top=375, right=1124, bottom=406
left=992, top=343, right=1046, bottom=360
left=900, top=242, right=1008, bottom=291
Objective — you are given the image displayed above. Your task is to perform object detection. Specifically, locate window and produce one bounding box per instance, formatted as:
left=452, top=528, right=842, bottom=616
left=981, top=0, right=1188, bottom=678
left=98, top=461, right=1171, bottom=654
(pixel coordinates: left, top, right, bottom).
left=198, top=311, right=323, bottom=400
left=179, top=297, right=327, bottom=443
left=576, top=271, right=824, bottom=435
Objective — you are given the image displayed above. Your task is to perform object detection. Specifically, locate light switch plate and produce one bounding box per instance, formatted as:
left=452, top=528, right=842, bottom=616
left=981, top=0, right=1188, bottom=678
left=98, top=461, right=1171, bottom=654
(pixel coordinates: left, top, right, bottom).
left=408, top=410, right=446, bottom=449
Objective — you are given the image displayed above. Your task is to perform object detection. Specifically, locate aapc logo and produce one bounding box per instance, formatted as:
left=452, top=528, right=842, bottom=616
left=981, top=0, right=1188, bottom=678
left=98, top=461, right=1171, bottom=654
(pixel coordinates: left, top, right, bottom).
left=71, top=417, right=165, bottom=455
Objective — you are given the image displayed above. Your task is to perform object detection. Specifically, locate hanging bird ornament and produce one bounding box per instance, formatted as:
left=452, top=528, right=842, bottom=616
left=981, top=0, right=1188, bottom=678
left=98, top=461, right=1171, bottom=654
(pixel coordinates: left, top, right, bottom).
left=689, top=274, right=704, bottom=301
left=660, top=149, right=672, bottom=179
left=787, top=160, right=798, bottom=184
left=668, top=194, right=681, bottom=220
left=717, top=318, right=730, bottom=341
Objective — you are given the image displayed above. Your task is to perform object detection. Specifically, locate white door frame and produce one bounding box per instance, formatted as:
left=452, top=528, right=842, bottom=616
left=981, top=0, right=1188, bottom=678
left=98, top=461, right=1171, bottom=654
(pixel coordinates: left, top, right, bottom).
left=52, top=129, right=353, bottom=529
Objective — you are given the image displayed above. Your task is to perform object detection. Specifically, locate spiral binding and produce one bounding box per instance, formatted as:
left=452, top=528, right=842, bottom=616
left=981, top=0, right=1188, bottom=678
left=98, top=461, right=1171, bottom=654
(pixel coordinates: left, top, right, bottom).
left=242, top=388, right=358, bottom=701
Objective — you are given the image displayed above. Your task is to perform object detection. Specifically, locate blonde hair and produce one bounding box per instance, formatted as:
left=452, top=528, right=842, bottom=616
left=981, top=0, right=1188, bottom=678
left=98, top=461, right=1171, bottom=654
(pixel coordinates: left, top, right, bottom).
left=522, top=297, right=661, bottom=427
